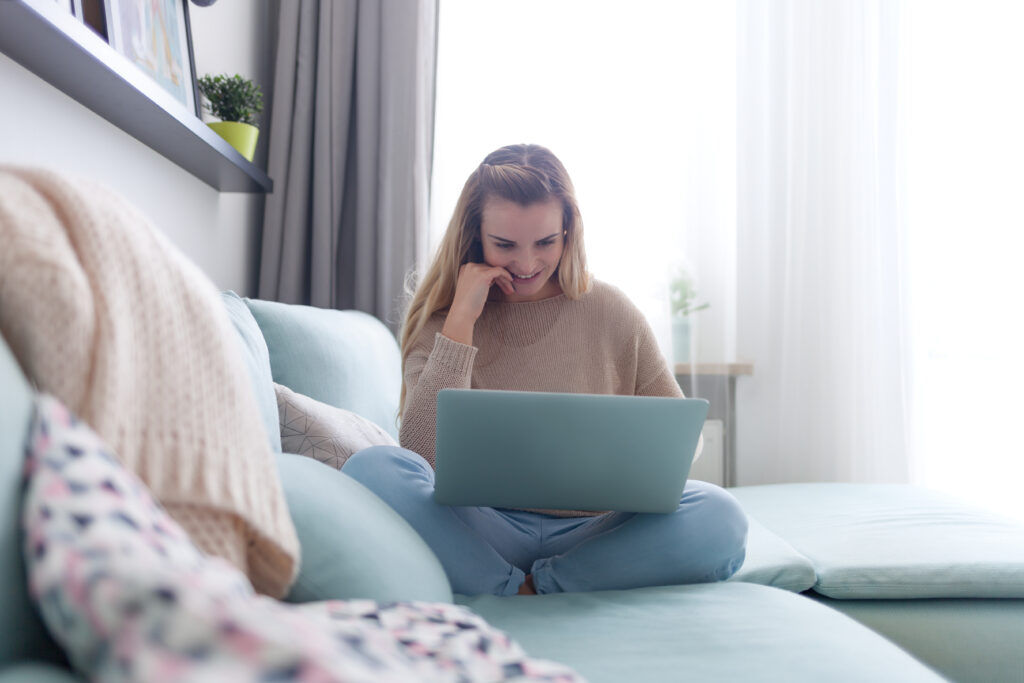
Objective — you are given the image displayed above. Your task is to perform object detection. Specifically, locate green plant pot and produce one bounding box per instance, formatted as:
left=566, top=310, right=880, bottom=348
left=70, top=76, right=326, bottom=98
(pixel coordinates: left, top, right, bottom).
left=207, top=121, right=259, bottom=162
left=672, top=315, right=692, bottom=364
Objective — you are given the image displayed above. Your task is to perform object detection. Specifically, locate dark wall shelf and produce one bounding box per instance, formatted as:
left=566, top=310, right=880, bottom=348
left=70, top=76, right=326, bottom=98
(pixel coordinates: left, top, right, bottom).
left=0, top=0, right=272, bottom=193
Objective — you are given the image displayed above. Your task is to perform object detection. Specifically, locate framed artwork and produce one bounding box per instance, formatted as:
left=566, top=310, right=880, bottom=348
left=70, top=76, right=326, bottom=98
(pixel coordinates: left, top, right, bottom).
left=105, top=0, right=199, bottom=116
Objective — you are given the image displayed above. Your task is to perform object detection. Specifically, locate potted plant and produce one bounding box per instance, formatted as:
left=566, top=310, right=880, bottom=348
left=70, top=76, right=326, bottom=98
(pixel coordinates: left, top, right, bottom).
left=197, top=73, right=264, bottom=162
left=669, top=268, right=709, bottom=364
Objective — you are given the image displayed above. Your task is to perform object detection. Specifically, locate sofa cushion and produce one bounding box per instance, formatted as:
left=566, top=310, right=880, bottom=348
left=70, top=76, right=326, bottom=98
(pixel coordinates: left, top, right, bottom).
left=276, top=453, right=452, bottom=604
left=276, top=383, right=397, bottom=469
left=0, top=334, right=64, bottom=668
left=727, top=516, right=817, bottom=592
left=730, top=483, right=1024, bottom=599
left=245, top=300, right=401, bottom=440
left=457, top=583, right=945, bottom=683
left=220, top=291, right=281, bottom=453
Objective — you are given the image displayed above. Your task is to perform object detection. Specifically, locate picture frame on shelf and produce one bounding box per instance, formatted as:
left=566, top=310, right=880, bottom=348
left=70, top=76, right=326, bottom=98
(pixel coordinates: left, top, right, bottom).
left=105, top=0, right=199, bottom=116
left=75, top=0, right=111, bottom=44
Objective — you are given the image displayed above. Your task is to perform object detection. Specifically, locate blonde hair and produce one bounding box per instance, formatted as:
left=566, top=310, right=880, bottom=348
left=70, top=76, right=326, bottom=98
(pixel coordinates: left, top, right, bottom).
left=399, top=144, right=591, bottom=411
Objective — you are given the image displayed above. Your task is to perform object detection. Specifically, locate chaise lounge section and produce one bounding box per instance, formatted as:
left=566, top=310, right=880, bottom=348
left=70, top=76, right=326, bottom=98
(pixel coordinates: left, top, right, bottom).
left=731, top=483, right=1024, bottom=683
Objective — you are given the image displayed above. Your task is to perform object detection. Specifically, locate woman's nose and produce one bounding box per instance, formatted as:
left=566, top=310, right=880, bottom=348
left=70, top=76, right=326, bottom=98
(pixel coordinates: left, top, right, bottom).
left=516, top=248, right=538, bottom=270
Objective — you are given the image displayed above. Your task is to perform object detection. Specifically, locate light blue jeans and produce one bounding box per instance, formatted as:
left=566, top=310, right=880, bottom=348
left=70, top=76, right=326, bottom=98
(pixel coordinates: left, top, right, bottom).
left=342, top=446, right=748, bottom=596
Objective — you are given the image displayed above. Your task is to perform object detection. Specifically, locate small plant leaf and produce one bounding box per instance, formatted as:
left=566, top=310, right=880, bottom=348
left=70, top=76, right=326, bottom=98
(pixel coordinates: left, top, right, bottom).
left=197, top=73, right=264, bottom=126
left=669, top=268, right=710, bottom=317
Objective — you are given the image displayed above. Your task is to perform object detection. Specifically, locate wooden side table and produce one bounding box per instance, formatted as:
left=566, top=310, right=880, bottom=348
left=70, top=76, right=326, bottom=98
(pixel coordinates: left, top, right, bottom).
left=674, top=362, right=753, bottom=487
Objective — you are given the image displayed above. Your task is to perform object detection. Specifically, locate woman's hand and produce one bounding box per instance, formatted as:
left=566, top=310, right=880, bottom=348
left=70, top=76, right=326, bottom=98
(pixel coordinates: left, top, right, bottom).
left=442, top=263, right=514, bottom=345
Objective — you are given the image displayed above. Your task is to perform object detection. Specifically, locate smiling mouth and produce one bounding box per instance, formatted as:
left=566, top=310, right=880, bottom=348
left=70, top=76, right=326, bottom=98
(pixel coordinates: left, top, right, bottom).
left=512, top=271, right=541, bottom=283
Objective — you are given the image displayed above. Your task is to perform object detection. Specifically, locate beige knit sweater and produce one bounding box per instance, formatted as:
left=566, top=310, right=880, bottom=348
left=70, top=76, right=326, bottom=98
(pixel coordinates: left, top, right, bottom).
left=400, top=280, right=690, bottom=517
left=0, top=167, right=299, bottom=597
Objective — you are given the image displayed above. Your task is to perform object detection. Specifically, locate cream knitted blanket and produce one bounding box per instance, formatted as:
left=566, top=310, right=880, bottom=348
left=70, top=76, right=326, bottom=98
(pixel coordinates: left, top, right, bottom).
left=0, top=167, right=299, bottom=597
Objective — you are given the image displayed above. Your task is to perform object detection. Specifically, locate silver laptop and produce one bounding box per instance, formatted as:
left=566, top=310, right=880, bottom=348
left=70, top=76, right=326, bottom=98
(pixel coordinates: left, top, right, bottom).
left=433, top=389, right=708, bottom=513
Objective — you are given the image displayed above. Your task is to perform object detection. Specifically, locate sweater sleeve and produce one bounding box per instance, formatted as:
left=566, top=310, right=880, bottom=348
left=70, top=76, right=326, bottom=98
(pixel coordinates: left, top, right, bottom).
left=634, top=313, right=684, bottom=400
left=399, top=332, right=478, bottom=467
left=631, top=312, right=705, bottom=461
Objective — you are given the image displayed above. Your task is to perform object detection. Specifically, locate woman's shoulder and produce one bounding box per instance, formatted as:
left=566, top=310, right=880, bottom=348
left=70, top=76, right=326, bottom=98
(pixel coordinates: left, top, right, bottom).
left=582, top=279, right=646, bottom=319
left=566, top=279, right=650, bottom=344
left=586, top=278, right=628, bottom=301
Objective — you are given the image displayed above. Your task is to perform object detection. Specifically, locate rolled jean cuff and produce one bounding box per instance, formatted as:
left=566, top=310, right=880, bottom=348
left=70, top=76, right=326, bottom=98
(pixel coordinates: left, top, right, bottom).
left=501, top=565, right=528, bottom=596
left=528, top=557, right=557, bottom=595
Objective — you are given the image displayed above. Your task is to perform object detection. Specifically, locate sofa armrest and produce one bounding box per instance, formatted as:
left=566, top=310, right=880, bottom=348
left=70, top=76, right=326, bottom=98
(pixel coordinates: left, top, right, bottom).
left=277, top=453, right=452, bottom=604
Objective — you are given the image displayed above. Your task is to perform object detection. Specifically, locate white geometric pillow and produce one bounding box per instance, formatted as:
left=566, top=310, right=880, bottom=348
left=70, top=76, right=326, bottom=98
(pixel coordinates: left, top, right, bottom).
left=275, top=382, right=397, bottom=468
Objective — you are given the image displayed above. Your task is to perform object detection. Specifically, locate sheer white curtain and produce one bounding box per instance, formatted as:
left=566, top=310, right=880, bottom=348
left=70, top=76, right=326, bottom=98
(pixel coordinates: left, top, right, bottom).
left=432, top=1, right=1022, bottom=518
left=430, top=0, right=735, bottom=361
left=901, top=0, right=1024, bottom=521
left=735, top=0, right=911, bottom=484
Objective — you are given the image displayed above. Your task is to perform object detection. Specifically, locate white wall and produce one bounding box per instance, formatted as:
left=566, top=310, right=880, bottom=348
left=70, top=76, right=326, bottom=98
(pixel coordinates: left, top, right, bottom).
left=0, top=2, right=274, bottom=294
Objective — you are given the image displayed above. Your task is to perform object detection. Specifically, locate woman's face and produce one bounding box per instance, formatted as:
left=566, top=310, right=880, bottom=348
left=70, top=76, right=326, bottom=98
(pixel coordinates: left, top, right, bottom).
left=480, top=197, right=565, bottom=303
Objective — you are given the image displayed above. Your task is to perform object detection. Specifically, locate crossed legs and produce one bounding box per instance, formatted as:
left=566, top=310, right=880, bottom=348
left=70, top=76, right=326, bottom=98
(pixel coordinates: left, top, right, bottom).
left=342, top=446, right=748, bottom=596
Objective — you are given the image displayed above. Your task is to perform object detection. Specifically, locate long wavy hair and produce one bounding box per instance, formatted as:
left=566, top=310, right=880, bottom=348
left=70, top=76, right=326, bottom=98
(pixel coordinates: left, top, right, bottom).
left=399, top=144, right=591, bottom=411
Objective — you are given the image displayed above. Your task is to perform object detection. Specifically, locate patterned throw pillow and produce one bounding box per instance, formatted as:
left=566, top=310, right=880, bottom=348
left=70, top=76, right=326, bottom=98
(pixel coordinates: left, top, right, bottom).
left=22, top=394, right=583, bottom=682
left=275, top=382, right=398, bottom=469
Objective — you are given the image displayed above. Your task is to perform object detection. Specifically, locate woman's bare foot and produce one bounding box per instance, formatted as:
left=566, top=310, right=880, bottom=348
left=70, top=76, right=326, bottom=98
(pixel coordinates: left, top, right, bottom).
left=517, top=574, right=537, bottom=595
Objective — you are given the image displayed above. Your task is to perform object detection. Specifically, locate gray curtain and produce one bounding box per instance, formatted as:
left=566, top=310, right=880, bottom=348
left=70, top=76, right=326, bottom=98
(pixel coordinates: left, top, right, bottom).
left=259, top=0, right=437, bottom=329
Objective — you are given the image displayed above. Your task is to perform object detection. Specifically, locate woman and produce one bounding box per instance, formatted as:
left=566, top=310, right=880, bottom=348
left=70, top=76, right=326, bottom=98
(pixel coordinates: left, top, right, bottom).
left=343, top=144, right=747, bottom=596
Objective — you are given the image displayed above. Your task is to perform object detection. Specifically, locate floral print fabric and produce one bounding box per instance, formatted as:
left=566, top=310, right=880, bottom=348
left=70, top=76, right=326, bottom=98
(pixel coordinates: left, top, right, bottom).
left=22, top=395, right=583, bottom=682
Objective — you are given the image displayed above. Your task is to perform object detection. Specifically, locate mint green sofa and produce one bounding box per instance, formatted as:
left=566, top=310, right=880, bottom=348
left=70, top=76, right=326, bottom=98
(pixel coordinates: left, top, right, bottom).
left=3, top=292, right=1023, bottom=682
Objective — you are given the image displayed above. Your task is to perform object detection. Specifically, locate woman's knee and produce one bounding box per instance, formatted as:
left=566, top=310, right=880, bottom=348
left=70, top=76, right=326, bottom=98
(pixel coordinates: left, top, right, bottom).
left=342, top=446, right=433, bottom=494
left=680, top=481, right=749, bottom=580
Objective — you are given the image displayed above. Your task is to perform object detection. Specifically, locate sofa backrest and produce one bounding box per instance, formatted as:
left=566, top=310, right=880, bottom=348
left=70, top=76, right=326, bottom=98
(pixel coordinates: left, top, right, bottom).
left=0, top=332, right=65, bottom=667
left=221, top=291, right=283, bottom=453
left=244, top=299, right=402, bottom=440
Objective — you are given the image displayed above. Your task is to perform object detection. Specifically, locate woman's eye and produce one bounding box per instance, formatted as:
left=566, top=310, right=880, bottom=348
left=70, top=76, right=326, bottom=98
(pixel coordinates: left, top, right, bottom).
left=495, top=243, right=515, bottom=250
left=537, top=240, right=555, bottom=248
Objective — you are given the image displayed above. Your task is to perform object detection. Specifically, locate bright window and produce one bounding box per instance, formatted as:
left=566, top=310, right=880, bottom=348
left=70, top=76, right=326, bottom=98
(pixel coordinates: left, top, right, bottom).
left=902, top=0, right=1024, bottom=520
